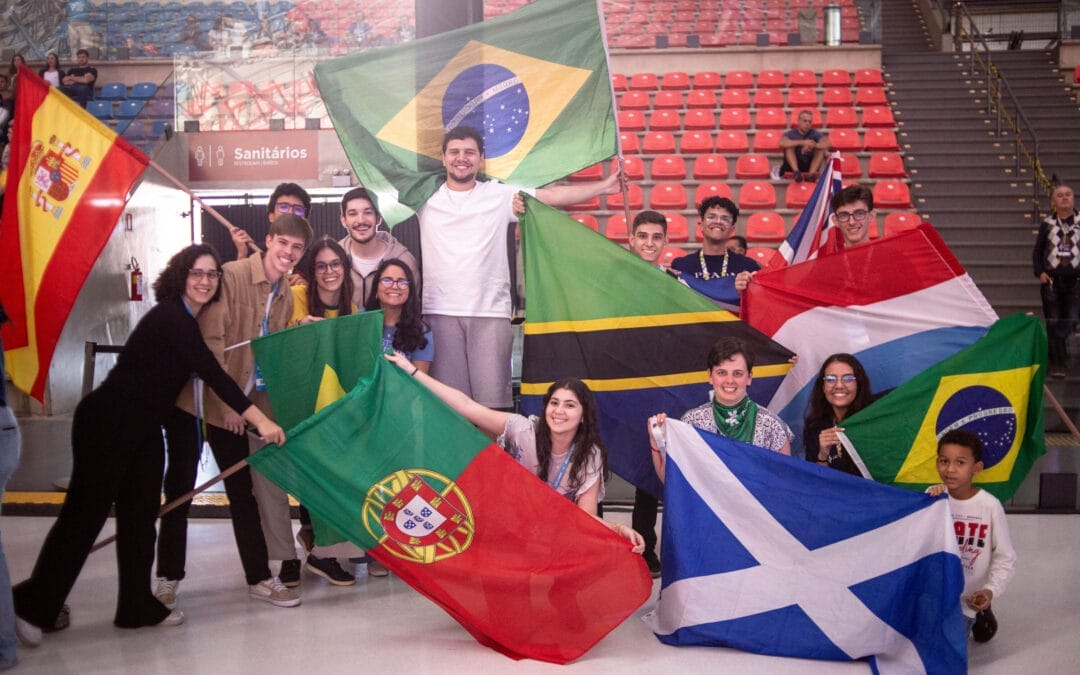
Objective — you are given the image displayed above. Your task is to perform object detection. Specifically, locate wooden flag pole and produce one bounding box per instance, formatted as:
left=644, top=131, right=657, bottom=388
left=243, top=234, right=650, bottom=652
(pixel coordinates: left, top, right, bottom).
left=1044, top=385, right=1080, bottom=443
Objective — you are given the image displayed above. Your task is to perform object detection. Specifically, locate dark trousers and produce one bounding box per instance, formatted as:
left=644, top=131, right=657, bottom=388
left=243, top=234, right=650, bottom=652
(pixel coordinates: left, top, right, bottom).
left=157, top=409, right=270, bottom=586
left=631, top=488, right=660, bottom=555
left=1041, top=276, right=1080, bottom=368
left=12, top=390, right=170, bottom=629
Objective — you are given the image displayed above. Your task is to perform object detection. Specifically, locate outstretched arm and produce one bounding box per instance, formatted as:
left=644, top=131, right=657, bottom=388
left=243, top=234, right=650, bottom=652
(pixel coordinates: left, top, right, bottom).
left=534, top=169, right=622, bottom=207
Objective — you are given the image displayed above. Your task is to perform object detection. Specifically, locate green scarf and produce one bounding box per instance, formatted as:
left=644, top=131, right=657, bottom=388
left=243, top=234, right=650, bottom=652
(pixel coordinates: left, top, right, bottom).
left=712, top=396, right=758, bottom=443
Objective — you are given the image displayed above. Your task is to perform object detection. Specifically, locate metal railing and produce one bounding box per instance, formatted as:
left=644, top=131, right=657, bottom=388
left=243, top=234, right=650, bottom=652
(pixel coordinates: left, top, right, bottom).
left=952, top=2, right=1055, bottom=221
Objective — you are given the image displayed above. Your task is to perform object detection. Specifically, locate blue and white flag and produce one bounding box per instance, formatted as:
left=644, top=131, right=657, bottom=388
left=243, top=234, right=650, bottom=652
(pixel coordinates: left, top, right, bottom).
left=777, top=153, right=843, bottom=265
left=679, top=274, right=741, bottom=312
left=645, top=420, right=967, bottom=674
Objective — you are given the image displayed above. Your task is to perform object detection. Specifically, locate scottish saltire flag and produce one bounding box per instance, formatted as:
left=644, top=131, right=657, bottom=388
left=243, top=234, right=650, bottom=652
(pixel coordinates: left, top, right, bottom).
left=519, top=196, right=794, bottom=498
left=776, top=153, right=843, bottom=266
left=838, top=313, right=1046, bottom=501
left=645, top=420, right=967, bottom=673
left=315, top=0, right=615, bottom=224
left=741, top=223, right=998, bottom=458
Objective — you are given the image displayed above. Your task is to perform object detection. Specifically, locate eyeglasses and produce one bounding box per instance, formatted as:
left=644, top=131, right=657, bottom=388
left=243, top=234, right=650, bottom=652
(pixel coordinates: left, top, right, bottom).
left=314, top=260, right=343, bottom=274
left=823, top=374, right=857, bottom=385
left=378, top=277, right=410, bottom=289
left=834, top=209, right=869, bottom=223
left=704, top=214, right=734, bottom=225
left=275, top=202, right=307, bottom=217
left=188, top=269, right=221, bottom=281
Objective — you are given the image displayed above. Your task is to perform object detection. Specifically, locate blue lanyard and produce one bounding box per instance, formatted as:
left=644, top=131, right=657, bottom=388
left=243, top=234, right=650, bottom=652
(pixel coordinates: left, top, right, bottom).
left=549, top=443, right=576, bottom=491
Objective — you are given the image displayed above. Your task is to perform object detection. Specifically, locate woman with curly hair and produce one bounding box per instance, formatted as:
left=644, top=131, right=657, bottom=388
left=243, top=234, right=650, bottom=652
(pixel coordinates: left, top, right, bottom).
left=289, top=237, right=356, bottom=326
left=804, top=353, right=875, bottom=476
left=12, top=244, right=284, bottom=645
left=385, top=352, right=644, bottom=551
left=364, top=258, right=432, bottom=373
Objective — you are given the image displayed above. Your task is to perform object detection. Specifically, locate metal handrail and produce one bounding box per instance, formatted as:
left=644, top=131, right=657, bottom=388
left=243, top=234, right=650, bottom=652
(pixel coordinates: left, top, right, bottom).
left=952, top=2, right=1054, bottom=221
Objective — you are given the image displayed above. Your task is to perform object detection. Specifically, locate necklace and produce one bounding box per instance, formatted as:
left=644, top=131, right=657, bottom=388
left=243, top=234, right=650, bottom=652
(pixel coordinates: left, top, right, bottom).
left=699, top=248, right=729, bottom=279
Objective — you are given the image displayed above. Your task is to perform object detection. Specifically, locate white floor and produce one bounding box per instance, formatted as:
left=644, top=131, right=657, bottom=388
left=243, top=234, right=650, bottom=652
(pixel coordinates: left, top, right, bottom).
left=2, top=512, right=1077, bottom=674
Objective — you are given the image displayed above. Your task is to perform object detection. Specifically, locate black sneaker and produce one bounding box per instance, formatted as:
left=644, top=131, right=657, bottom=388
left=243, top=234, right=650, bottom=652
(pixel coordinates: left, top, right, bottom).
left=279, top=558, right=302, bottom=588
left=972, top=608, right=998, bottom=643
left=643, top=550, right=661, bottom=579
left=305, top=554, right=356, bottom=586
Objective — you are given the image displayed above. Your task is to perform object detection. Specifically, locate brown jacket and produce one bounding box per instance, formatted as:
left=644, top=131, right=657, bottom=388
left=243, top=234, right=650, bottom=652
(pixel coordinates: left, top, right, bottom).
left=176, top=252, right=293, bottom=427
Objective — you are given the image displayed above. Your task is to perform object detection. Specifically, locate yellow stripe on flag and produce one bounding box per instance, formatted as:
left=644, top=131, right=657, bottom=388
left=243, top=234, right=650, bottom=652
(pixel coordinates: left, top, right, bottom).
left=519, top=362, right=791, bottom=395
left=523, top=311, right=739, bottom=335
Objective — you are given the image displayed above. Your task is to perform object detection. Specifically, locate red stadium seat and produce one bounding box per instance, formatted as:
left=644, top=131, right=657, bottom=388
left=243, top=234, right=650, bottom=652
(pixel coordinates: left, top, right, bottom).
left=642, top=131, right=676, bottom=153
left=629, top=72, right=659, bottom=90
left=715, top=130, right=750, bottom=152
left=616, top=155, right=645, bottom=180
left=684, top=109, right=716, bottom=130
left=569, top=163, right=603, bottom=181
left=611, top=73, right=627, bottom=92
left=653, top=90, right=684, bottom=109
left=735, top=153, right=771, bottom=179
left=855, top=87, right=888, bottom=106
left=883, top=211, right=921, bottom=236
left=651, top=154, right=687, bottom=180
left=665, top=213, right=690, bottom=242
left=719, top=109, right=752, bottom=130
left=692, top=71, right=722, bottom=89
left=752, top=129, right=783, bottom=153
left=822, top=87, right=853, bottom=106
left=619, top=131, right=640, bottom=154
left=649, top=110, right=682, bottom=131
left=822, top=69, right=851, bottom=86
left=566, top=196, right=600, bottom=211
left=692, top=154, right=729, bottom=179
left=868, top=152, right=907, bottom=178
left=837, top=153, right=863, bottom=178
left=571, top=214, right=599, bottom=231
left=862, top=106, right=897, bottom=127
left=724, top=70, right=754, bottom=88
left=853, top=68, right=885, bottom=87
left=661, top=71, right=691, bottom=90
left=864, top=129, right=900, bottom=151
left=650, top=183, right=688, bottom=210
left=745, top=212, right=787, bottom=242
left=608, top=184, right=645, bottom=210
left=788, top=69, right=818, bottom=87
left=680, top=131, right=714, bottom=154
left=746, top=246, right=787, bottom=268
left=788, top=108, right=822, bottom=128
left=753, top=88, right=785, bottom=108
left=829, top=129, right=863, bottom=151
left=618, top=110, right=646, bottom=131
left=686, top=89, right=717, bottom=108
left=755, top=108, right=787, bottom=129
left=695, top=182, right=733, bottom=205
left=605, top=214, right=629, bottom=241
left=785, top=181, right=816, bottom=209
left=738, top=181, right=777, bottom=209
left=825, top=106, right=859, bottom=128
left=756, top=69, right=786, bottom=88
left=872, top=180, right=912, bottom=208
left=659, top=246, right=688, bottom=266
left=787, top=87, right=819, bottom=108
left=720, top=88, right=751, bottom=108
left=619, top=90, right=650, bottom=110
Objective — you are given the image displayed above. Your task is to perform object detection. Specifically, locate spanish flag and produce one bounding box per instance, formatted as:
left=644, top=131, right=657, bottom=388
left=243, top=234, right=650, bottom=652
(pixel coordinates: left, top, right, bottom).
left=0, top=67, right=149, bottom=402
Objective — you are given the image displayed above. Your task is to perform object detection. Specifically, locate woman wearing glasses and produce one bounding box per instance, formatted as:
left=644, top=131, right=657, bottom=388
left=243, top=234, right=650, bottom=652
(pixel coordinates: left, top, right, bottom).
left=364, top=258, right=433, bottom=374
left=804, top=353, right=874, bottom=476
left=290, top=237, right=356, bottom=326
left=12, top=245, right=284, bottom=644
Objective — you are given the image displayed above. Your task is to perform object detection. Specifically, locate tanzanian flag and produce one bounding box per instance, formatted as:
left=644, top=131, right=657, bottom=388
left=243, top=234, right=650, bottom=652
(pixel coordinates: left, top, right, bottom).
left=315, top=0, right=616, bottom=224
left=519, top=197, right=795, bottom=499
left=247, top=353, right=652, bottom=664
left=837, top=313, right=1046, bottom=501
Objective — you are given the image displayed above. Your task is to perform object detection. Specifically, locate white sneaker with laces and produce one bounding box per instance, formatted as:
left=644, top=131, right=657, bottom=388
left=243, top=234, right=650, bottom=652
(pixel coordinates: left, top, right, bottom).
left=154, top=577, right=180, bottom=610
left=248, top=576, right=301, bottom=607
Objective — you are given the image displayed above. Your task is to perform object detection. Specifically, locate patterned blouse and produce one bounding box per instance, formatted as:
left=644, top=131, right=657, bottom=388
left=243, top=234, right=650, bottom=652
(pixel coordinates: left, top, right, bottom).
left=680, top=402, right=793, bottom=453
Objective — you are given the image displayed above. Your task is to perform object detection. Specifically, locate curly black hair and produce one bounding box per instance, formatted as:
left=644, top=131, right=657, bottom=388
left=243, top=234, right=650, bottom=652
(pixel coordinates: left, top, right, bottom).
left=534, top=378, right=609, bottom=501
left=363, top=258, right=428, bottom=354
left=152, top=244, right=223, bottom=304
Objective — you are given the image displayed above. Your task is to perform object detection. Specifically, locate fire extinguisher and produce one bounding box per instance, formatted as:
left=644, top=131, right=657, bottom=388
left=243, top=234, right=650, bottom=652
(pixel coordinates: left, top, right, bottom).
left=130, top=256, right=143, bottom=301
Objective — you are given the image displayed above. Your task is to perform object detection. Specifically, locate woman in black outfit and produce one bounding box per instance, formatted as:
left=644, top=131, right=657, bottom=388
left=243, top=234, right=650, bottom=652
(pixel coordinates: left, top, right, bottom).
left=803, top=353, right=874, bottom=477
left=12, top=244, right=284, bottom=645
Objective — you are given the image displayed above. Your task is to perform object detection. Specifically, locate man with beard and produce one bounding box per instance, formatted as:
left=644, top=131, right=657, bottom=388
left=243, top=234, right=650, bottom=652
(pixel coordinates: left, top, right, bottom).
left=337, top=186, right=417, bottom=307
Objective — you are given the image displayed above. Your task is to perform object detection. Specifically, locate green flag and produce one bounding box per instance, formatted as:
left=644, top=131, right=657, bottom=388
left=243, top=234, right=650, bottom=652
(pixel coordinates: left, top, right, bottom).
left=315, top=0, right=616, bottom=224
left=839, top=313, right=1047, bottom=501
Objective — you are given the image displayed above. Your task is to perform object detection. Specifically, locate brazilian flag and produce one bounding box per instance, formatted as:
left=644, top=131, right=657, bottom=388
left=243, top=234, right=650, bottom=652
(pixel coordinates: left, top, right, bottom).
left=838, top=313, right=1047, bottom=501
left=519, top=197, right=795, bottom=499
left=315, top=0, right=616, bottom=225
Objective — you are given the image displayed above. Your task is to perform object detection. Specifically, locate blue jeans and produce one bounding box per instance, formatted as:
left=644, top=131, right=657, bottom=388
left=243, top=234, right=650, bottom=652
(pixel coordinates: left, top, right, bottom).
left=1041, top=276, right=1080, bottom=368
left=0, top=406, right=21, bottom=668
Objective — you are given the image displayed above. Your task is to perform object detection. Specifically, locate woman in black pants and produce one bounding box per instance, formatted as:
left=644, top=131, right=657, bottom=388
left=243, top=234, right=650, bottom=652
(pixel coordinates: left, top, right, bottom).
left=12, top=244, right=284, bottom=646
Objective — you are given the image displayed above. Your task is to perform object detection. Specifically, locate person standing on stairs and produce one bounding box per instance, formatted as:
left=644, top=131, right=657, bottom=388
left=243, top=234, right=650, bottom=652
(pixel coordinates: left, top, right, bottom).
left=1033, top=184, right=1079, bottom=378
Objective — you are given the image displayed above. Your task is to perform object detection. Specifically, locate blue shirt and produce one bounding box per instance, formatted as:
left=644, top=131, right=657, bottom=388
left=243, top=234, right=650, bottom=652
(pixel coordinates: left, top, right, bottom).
left=382, top=324, right=434, bottom=364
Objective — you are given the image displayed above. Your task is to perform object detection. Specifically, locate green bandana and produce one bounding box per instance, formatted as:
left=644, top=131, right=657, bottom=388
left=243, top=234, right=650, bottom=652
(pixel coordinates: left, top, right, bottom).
left=712, top=396, right=758, bottom=443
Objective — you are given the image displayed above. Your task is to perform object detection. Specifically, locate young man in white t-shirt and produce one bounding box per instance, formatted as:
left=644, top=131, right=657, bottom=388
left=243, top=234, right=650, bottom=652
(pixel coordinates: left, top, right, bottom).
left=418, top=125, right=620, bottom=408
left=336, top=186, right=418, bottom=307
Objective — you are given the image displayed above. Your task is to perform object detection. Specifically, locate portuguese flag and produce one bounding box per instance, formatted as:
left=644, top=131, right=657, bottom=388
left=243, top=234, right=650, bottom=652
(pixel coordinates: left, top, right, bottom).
left=315, top=0, right=615, bottom=224
left=838, top=313, right=1046, bottom=501
left=248, top=319, right=651, bottom=663
left=0, top=66, right=149, bottom=401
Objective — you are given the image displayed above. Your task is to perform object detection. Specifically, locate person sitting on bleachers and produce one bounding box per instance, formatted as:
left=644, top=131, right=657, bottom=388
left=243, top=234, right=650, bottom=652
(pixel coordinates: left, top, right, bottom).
left=778, top=109, right=830, bottom=181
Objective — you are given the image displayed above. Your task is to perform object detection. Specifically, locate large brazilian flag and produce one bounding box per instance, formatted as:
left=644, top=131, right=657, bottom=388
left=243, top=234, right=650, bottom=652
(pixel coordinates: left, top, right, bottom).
left=315, top=0, right=616, bottom=224
left=838, top=313, right=1047, bottom=501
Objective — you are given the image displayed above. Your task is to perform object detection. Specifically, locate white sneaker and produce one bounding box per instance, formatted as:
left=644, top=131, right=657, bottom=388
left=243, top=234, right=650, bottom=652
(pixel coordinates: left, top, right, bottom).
left=154, top=577, right=180, bottom=610
left=157, top=609, right=185, bottom=627
left=248, top=576, right=301, bottom=607
left=769, top=163, right=781, bottom=180
left=14, top=615, right=41, bottom=648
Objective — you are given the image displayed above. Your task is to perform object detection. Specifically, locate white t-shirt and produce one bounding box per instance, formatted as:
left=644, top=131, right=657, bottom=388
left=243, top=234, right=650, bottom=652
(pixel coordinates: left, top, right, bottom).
left=947, top=489, right=1017, bottom=618
left=418, top=180, right=534, bottom=318
left=498, top=415, right=605, bottom=504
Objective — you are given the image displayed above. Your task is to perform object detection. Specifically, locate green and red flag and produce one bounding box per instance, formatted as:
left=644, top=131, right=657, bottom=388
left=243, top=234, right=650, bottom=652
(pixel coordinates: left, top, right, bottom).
left=315, top=0, right=616, bottom=224
left=0, top=66, right=149, bottom=401
left=838, top=313, right=1046, bottom=501
left=249, top=316, right=651, bottom=663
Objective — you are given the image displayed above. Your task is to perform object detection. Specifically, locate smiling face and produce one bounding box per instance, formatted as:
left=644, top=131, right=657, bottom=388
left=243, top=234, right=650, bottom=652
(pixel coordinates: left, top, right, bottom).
left=699, top=205, right=736, bottom=246
left=936, top=443, right=982, bottom=496
left=263, top=233, right=306, bottom=281
left=832, top=199, right=872, bottom=247
left=313, top=247, right=345, bottom=295
left=184, top=254, right=220, bottom=311
left=630, top=223, right=667, bottom=263
left=442, top=137, right=482, bottom=188
left=545, top=387, right=584, bottom=437
left=823, top=360, right=858, bottom=417
left=376, top=264, right=410, bottom=309
left=708, top=353, right=752, bottom=407
left=340, top=196, right=379, bottom=245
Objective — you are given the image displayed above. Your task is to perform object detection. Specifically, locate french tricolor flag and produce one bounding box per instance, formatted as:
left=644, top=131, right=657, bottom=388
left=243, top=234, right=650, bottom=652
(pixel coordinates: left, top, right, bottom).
left=741, top=223, right=998, bottom=457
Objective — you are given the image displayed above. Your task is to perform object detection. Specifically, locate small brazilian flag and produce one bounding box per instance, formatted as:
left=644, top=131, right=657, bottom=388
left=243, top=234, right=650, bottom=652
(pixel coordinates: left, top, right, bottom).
left=838, top=313, right=1047, bottom=501
left=314, top=0, right=616, bottom=225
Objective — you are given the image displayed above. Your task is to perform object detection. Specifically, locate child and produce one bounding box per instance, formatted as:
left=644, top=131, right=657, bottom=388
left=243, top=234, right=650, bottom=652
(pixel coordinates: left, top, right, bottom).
left=927, top=429, right=1017, bottom=641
